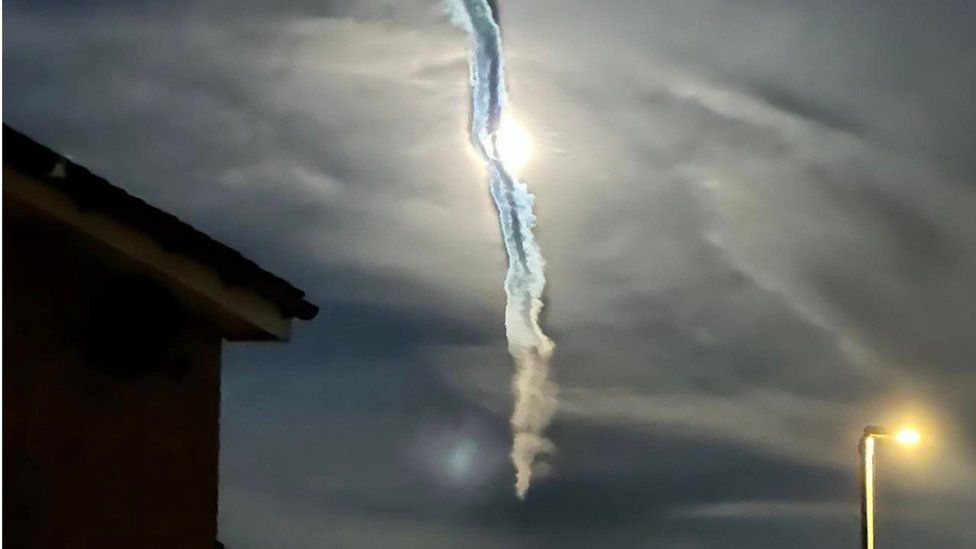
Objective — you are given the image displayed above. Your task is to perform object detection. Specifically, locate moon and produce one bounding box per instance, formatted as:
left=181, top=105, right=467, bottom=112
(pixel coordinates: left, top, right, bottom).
left=493, top=115, right=531, bottom=176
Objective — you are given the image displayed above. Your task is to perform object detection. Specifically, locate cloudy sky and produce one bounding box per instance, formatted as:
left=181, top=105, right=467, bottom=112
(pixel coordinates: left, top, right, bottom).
left=6, top=0, right=976, bottom=546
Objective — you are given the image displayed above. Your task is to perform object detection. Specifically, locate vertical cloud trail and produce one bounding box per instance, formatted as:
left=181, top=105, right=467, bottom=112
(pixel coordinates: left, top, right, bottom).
left=448, top=0, right=557, bottom=499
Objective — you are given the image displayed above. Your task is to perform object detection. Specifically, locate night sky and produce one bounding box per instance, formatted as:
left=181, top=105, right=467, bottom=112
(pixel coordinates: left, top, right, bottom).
left=5, top=1, right=976, bottom=547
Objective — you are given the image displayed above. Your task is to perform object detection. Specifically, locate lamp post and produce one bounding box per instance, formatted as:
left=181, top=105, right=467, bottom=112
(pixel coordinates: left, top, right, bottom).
left=859, top=425, right=920, bottom=549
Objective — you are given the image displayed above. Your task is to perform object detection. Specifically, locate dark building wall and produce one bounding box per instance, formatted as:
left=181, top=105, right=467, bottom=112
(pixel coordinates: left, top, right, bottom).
left=4, top=198, right=223, bottom=548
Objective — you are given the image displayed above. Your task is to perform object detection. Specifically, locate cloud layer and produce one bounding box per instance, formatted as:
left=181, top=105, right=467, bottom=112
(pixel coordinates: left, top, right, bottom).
left=6, top=0, right=976, bottom=546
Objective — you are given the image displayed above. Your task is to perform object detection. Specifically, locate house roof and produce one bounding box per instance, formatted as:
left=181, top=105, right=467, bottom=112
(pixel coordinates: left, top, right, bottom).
left=3, top=124, right=319, bottom=322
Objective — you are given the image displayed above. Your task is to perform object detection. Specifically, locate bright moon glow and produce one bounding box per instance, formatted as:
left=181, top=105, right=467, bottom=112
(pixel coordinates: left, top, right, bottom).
left=494, top=116, right=531, bottom=174
left=896, top=428, right=921, bottom=445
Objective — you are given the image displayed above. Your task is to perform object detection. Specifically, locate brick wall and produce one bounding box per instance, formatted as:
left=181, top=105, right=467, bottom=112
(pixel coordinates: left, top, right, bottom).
left=4, top=199, right=222, bottom=548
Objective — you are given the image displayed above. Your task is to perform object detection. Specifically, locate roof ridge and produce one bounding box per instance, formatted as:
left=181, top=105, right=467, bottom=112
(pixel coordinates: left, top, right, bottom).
left=3, top=124, right=319, bottom=321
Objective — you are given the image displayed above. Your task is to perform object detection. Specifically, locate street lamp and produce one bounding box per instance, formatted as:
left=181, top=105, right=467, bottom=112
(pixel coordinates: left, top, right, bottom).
left=859, top=425, right=920, bottom=549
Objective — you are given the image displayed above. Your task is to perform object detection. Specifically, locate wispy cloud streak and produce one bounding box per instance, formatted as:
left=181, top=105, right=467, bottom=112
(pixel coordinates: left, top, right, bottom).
left=448, top=0, right=557, bottom=498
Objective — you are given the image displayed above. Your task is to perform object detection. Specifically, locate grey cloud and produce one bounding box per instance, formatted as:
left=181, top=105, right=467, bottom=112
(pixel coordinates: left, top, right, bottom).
left=6, top=0, right=976, bottom=546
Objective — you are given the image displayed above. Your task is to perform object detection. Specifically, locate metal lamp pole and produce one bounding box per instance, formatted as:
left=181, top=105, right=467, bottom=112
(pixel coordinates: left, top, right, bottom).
left=859, top=426, right=887, bottom=549
left=859, top=425, right=920, bottom=549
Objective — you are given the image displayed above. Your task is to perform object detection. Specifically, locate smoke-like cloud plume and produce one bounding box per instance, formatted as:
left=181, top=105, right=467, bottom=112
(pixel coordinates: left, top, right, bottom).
left=448, top=0, right=557, bottom=499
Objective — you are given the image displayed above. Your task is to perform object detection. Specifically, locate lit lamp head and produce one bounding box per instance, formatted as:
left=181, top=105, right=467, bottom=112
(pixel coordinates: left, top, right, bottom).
left=895, top=428, right=921, bottom=446
left=862, top=425, right=921, bottom=446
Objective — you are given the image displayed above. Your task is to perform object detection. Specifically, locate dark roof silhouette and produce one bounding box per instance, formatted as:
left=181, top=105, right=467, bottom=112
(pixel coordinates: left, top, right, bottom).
left=4, top=124, right=318, bottom=321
